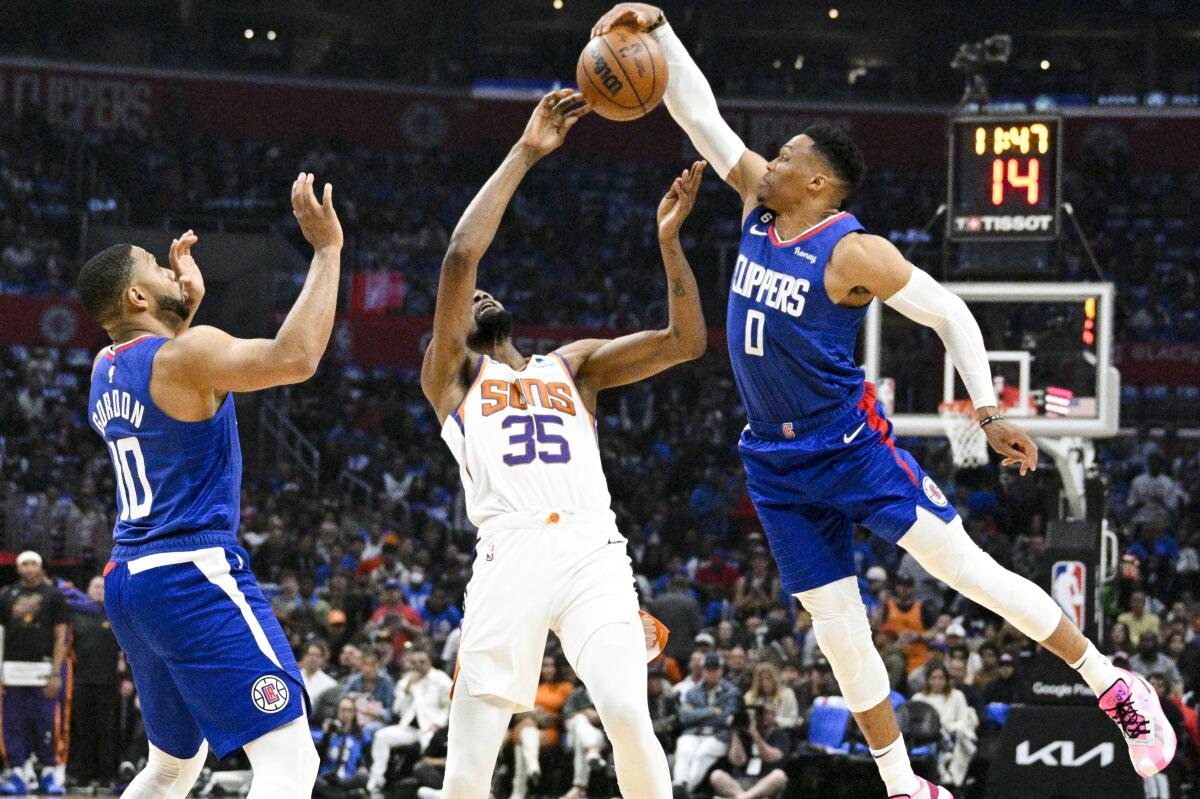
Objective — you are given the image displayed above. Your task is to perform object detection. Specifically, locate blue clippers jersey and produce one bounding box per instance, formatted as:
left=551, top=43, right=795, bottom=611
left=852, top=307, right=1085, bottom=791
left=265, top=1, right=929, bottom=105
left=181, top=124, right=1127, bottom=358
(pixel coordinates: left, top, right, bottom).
left=727, top=207, right=868, bottom=427
left=87, top=335, right=241, bottom=557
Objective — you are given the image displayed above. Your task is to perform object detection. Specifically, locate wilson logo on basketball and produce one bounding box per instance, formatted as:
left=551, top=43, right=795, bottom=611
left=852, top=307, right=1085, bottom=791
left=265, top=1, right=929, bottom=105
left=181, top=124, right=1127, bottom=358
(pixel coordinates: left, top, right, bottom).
left=589, top=46, right=624, bottom=95
left=252, top=675, right=290, bottom=713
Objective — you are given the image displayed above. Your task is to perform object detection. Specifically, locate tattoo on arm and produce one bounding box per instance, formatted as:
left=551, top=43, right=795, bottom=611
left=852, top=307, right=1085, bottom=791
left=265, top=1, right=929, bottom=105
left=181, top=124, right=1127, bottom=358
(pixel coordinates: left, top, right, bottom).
left=672, top=278, right=686, bottom=297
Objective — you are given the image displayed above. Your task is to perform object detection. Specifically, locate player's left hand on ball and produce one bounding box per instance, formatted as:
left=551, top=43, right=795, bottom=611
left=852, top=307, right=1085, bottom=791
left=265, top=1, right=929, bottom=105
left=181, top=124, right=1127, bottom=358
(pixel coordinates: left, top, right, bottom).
left=519, top=89, right=590, bottom=157
left=657, top=160, right=706, bottom=237
left=984, top=419, right=1038, bottom=476
left=169, top=229, right=204, bottom=309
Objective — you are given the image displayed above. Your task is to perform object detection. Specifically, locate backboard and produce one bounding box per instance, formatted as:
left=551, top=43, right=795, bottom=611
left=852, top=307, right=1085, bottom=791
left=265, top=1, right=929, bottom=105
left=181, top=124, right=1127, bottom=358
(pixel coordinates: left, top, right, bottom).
left=864, top=282, right=1119, bottom=439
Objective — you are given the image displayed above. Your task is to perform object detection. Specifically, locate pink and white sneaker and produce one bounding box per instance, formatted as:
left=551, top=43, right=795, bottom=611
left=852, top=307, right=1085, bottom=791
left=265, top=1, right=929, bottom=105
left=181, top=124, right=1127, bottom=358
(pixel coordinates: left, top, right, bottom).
left=888, top=777, right=954, bottom=799
left=1098, top=667, right=1177, bottom=777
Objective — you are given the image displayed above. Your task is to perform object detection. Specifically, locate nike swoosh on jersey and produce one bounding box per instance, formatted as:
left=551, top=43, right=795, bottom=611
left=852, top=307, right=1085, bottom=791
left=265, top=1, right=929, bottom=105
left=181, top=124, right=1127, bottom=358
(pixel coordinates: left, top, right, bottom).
left=843, top=422, right=866, bottom=443
left=749, top=225, right=769, bottom=236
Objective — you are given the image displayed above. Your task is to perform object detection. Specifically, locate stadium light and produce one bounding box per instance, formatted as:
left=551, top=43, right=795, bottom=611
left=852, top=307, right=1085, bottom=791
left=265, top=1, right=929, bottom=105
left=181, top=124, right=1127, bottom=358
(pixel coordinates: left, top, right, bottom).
left=828, top=8, right=839, bottom=19
left=794, top=55, right=804, bottom=70
left=244, top=29, right=254, bottom=40
left=267, top=30, right=278, bottom=41
left=1040, top=59, right=1050, bottom=70
left=553, top=0, right=563, bottom=9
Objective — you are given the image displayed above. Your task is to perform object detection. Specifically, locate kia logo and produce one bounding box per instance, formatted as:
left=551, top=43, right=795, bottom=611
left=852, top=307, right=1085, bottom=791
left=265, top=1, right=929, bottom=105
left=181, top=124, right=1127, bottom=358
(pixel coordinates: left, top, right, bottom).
left=1015, top=740, right=1114, bottom=768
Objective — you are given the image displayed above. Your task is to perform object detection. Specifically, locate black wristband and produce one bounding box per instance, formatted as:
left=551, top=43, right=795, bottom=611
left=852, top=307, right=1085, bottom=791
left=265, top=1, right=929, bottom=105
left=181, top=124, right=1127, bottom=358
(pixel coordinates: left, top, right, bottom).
left=978, top=414, right=1005, bottom=429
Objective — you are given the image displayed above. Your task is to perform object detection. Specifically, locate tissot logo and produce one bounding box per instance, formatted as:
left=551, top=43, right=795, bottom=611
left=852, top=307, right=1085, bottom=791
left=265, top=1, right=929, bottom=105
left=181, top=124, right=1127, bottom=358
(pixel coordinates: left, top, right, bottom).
left=1015, top=740, right=1114, bottom=768
left=954, top=214, right=1054, bottom=233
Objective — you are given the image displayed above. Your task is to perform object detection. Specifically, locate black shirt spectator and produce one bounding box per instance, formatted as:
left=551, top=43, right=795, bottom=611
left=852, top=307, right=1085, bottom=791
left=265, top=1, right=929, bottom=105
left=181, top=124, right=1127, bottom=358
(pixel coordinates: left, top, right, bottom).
left=0, top=571, right=69, bottom=662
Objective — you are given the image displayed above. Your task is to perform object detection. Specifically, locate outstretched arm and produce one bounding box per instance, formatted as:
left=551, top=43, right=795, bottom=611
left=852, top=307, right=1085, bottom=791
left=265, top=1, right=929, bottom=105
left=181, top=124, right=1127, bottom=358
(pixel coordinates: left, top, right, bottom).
left=592, top=3, right=766, bottom=216
left=831, top=234, right=1038, bottom=474
left=557, top=161, right=708, bottom=409
left=421, top=90, right=590, bottom=422
left=158, top=172, right=343, bottom=393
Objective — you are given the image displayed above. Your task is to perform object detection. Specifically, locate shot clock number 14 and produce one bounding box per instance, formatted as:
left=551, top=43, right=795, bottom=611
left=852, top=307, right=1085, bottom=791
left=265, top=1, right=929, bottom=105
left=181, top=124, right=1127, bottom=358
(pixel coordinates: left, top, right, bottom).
left=948, top=116, right=1062, bottom=241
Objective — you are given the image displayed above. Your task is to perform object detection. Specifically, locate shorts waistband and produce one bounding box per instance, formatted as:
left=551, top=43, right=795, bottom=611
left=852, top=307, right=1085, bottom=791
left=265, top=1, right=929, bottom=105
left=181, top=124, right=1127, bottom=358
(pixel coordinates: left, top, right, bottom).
left=109, top=531, right=239, bottom=563
left=746, top=383, right=871, bottom=441
left=477, top=509, right=616, bottom=535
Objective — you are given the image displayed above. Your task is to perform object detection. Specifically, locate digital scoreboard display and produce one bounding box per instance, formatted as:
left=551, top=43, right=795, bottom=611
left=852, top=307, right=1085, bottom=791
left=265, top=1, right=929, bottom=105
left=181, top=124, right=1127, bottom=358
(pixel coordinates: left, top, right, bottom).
left=948, top=116, right=1062, bottom=241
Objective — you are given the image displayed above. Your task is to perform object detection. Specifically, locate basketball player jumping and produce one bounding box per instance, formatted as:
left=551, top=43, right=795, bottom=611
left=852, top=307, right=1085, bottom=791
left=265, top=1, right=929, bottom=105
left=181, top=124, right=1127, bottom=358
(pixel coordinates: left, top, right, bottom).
left=590, top=6, right=1175, bottom=797
left=77, top=173, right=342, bottom=798
left=421, top=89, right=706, bottom=799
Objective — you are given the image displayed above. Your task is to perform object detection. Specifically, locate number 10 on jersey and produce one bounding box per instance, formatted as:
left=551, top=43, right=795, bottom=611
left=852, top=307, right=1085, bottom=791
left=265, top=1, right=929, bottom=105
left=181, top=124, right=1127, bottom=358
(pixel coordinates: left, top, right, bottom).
left=107, top=436, right=154, bottom=520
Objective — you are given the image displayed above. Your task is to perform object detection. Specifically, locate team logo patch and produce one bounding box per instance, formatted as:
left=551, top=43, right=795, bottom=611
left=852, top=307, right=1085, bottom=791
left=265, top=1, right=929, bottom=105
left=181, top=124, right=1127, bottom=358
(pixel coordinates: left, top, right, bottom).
left=922, top=475, right=948, bottom=507
left=781, top=422, right=795, bottom=439
left=251, top=675, right=289, bottom=713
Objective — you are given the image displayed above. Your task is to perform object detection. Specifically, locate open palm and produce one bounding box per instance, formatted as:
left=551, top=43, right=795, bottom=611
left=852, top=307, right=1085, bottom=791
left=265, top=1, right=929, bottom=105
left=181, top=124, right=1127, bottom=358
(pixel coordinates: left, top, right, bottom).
left=519, top=89, right=590, bottom=157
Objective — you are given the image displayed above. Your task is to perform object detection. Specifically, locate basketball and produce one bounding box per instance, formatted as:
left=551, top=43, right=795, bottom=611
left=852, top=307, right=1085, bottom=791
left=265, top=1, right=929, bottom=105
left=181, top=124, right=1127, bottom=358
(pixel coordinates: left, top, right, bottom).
left=575, top=28, right=668, bottom=121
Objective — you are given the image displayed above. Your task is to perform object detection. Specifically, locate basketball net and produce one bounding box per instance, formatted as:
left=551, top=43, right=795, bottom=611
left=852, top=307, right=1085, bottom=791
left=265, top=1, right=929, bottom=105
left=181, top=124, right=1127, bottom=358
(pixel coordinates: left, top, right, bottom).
left=938, top=399, right=992, bottom=468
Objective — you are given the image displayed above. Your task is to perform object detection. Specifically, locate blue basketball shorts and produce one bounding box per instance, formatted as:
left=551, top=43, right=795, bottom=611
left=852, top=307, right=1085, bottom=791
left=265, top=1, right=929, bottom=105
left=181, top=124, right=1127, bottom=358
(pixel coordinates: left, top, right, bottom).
left=740, top=383, right=959, bottom=595
left=104, top=545, right=306, bottom=759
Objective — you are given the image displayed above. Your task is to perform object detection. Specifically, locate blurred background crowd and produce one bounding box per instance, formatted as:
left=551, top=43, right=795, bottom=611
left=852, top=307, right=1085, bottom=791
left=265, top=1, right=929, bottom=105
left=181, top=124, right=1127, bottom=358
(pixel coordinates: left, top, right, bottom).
left=1, top=1, right=1199, bottom=797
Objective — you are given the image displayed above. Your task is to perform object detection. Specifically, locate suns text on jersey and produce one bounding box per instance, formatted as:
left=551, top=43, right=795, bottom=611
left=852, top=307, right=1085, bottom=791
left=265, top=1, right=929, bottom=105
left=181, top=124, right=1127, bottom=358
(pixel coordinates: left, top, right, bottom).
left=730, top=254, right=811, bottom=318
left=91, top=389, right=145, bottom=435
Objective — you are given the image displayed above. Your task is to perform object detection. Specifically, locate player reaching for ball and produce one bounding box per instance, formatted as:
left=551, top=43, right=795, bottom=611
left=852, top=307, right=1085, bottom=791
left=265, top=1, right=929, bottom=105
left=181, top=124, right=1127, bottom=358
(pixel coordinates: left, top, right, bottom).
left=76, top=174, right=342, bottom=798
left=422, top=89, right=706, bottom=799
left=590, top=5, right=1176, bottom=797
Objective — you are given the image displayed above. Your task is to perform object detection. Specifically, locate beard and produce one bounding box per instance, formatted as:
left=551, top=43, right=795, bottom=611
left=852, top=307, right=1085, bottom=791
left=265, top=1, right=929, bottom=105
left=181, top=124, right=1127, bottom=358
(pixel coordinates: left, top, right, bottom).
left=466, top=307, right=514, bottom=351
left=155, top=292, right=190, bottom=330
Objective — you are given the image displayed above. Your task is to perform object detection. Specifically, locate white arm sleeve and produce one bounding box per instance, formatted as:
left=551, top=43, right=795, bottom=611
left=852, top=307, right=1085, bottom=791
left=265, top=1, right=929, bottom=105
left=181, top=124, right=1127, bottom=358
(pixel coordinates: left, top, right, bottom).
left=883, top=267, right=998, bottom=410
left=648, top=22, right=747, bottom=180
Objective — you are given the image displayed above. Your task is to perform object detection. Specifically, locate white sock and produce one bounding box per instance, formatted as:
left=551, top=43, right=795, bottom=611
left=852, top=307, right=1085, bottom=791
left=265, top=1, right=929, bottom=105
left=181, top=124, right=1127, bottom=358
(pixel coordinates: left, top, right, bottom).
left=1071, top=640, right=1122, bottom=696
left=870, top=734, right=919, bottom=797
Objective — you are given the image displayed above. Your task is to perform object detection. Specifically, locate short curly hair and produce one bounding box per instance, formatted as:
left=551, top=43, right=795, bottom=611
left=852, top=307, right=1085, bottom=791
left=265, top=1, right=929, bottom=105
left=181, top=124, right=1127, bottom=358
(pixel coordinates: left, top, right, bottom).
left=803, top=121, right=866, bottom=199
left=77, top=244, right=135, bottom=324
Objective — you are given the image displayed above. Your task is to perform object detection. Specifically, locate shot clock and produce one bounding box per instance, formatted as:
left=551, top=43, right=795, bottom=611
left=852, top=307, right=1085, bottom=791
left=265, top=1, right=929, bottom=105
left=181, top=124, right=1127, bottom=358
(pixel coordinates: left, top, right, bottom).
left=948, top=116, right=1062, bottom=241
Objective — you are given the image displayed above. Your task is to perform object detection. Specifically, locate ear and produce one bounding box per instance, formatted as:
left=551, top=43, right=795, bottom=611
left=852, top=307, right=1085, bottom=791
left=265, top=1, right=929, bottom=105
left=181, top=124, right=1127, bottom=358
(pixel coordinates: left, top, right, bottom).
left=125, top=283, right=150, bottom=312
left=809, top=173, right=828, bottom=193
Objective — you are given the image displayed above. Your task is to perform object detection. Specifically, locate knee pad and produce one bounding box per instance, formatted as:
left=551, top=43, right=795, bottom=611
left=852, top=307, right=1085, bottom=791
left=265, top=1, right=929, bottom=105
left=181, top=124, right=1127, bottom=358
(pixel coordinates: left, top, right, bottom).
left=244, top=716, right=320, bottom=798
left=795, top=577, right=891, bottom=713
left=126, top=742, right=207, bottom=799
left=899, top=507, right=1062, bottom=642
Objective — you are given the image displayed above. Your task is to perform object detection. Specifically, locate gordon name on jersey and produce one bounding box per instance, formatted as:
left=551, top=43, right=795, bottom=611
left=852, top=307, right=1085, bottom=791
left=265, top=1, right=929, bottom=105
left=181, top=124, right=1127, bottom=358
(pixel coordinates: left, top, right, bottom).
left=440, top=353, right=613, bottom=527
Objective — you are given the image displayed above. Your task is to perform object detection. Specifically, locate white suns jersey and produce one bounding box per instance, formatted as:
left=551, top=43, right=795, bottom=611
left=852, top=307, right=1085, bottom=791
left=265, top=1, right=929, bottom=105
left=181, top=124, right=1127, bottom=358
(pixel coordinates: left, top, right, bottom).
left=440, top=354, right=614, bottom=528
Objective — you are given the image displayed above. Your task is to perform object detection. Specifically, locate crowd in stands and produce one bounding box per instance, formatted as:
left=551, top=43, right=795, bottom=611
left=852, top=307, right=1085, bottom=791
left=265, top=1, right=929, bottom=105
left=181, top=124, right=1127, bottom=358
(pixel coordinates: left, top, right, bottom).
left=3, top=325, right=1200, bottom=796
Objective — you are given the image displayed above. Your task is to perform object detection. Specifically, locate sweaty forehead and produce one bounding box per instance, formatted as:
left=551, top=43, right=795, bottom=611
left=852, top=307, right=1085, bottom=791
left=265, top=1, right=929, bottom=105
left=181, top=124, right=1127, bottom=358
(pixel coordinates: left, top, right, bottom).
left=131, top=246, right=158, bottom=274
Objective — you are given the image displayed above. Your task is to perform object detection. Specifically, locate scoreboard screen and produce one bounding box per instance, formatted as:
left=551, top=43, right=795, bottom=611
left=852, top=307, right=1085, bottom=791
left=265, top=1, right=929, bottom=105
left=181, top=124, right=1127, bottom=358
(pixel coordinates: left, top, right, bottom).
left=948, top=116, right=1062, bottom=241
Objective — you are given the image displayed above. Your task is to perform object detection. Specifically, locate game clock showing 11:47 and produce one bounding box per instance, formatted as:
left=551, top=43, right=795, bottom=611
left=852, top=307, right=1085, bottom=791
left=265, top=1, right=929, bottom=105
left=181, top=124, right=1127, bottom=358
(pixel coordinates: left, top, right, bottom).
left=947, top=116, right=1062, bottom=241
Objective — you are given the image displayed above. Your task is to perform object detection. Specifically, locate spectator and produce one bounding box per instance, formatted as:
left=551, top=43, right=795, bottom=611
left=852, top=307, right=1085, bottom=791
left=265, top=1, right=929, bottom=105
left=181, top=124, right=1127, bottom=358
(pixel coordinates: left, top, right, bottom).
left=709, top=704, right=792, bottom=799
left=367, top=648, right=452, bottom=796
left=912, top=664, right=978, bottom=789
left=648, top=665, right=680, bottom=752
left=674, top=653, right=740, bottom=795
left=877, top=574, right=936, bottom=673
left=67, top=575, right=121, bottom=791
left=0, top=551, right=69, bottom=795
left=875, top=627, right=908, bottom=691
left=510, top=655, right=574, bottom=799
left=300, top=640, right=340, bottom=710
left=314, top=697, right=372, bottom=799
left=420, top=586, right=463, bottom=651
left=1118, top=589, right=1164, bottom=647
left=647, top=574, right=704, bottom=663
left=983, top=653, right=1021, bottom=704
left=560, top=685, right=607, bottom=799
left=676, top=650, right=706, bottom=698
left=744, top=663, right=800, bottom=730
left=972, top=643, right=1001, bottom=690
left=696, top=548, right=741, bottom=601
left=341, top=651, right=395, bottom=733
left=1129, top=632, right=1183, bottom=689
left=1128, top=454, right=1189, bottom=526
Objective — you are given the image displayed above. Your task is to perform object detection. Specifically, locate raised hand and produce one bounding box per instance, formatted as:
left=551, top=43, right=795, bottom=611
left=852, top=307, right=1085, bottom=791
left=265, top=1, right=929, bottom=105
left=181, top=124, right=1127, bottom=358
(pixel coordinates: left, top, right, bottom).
left=517, top=89, right=590, bottom=159
left=169, top=229, right=204, bottom=314
left=657, top=160, right=706, bottom=238
left=591, top=2, right=663, bottom=37
left=983, top=417, right=1039, bottom=476
left=291, top=172, right=343, bottom=252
